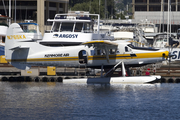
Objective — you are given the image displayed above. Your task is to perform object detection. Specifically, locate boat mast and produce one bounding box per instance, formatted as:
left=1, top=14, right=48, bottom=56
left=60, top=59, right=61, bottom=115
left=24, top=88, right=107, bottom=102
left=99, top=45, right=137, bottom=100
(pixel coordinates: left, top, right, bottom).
left=14, top=0, right=16, bottom=23
left=9, top=0, right=11, bottom=25
left=167, top=0, right=170, bottom=46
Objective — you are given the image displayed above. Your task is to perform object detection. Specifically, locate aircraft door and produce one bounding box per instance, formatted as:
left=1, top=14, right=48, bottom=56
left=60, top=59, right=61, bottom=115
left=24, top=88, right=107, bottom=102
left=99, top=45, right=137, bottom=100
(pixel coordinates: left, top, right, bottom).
left=78, top=50, right=88, bottom=64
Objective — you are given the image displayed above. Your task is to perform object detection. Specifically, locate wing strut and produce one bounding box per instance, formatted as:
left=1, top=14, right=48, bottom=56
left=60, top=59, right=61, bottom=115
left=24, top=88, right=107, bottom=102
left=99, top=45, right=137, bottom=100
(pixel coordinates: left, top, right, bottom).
left=104, top=46, right=110, bottom=63
left=103, top=61, right=126, bottom=77
left=101, top=64, right=104, bottom=77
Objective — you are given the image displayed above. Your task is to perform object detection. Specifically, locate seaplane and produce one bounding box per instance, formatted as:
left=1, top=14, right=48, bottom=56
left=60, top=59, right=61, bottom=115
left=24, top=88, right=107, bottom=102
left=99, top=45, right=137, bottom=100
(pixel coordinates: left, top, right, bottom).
left=5, top=23, right=172, bottom=84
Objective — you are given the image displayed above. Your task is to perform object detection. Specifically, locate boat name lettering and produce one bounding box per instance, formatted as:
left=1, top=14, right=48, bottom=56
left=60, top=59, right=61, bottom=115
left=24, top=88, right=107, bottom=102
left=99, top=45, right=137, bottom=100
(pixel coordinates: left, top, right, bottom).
left=44, top=53, right=69, bottom=58
left=172, top=51, right=180, bottom=60
left=7, top=35, right=26, bottom=40
left=53, top=34, right=78, bottom=38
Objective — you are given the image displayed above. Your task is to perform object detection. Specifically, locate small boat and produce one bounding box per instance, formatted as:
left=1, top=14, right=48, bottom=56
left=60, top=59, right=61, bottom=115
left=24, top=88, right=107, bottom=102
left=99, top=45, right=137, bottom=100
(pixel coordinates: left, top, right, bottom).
left=110, top=23, right=148, bottom=47
left=18, top=20, right=43, bottom=40
left=153, top=33, right=179, bottom=48
left=0, top=14, right=11, bottom=55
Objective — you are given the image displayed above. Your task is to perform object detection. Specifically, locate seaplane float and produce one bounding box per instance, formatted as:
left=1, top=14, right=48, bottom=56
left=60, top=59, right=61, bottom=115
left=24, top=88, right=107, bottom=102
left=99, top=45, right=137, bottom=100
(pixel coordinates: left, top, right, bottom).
left=5, top=23, right=173, bottom=84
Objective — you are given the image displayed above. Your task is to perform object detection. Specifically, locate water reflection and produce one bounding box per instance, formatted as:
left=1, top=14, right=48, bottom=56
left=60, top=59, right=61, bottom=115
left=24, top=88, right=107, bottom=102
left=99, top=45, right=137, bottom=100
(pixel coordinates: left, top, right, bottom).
left=0, top=82, right=179, bottom=120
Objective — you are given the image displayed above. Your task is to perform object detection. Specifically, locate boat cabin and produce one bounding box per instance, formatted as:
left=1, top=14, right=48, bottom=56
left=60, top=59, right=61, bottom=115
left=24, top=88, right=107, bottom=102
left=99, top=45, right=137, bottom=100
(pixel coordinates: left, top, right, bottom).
left=19, top=22, right=43, bottom=40
left=41, top=13, right=113, bottom=46
left=0, top=14, right=10, bottom=44
left=153, top=33, right=179, bottom=48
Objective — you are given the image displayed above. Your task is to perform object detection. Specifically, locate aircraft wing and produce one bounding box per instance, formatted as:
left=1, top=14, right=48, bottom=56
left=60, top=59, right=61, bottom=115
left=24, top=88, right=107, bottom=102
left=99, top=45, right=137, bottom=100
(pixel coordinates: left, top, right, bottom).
left=83, top=40, right=118, bottom=47
left=83, top=40, right=118, bottom=62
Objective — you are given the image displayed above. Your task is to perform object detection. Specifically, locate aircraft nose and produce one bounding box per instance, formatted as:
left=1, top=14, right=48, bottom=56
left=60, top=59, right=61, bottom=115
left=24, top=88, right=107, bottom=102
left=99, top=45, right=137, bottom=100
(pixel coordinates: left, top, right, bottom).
left=162, top=51, right=169, bottom=58
left=162, top=51, right=175, bottom=58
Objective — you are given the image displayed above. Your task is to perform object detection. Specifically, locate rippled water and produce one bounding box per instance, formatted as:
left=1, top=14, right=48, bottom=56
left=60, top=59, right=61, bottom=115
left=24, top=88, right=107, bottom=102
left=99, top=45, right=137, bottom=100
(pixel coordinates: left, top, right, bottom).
left=0, top=82, right=180, bottom=120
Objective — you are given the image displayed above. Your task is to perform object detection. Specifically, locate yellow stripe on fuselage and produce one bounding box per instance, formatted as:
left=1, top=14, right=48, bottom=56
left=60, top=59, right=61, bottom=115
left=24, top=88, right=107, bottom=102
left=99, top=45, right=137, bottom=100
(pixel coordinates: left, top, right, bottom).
left=6, top=56, right=79, bottom=62
left=6, top=51, right=168, bottom=62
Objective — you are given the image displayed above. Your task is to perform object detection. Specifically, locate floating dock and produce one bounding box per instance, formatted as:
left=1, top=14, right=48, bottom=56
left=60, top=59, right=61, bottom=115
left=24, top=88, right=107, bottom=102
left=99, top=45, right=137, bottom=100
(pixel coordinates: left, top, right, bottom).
left=0, top=63, right=180, bottom=83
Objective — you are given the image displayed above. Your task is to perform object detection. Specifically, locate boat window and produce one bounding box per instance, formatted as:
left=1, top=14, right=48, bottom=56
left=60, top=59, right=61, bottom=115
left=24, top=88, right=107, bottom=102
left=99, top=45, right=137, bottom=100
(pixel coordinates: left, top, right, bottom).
left=83, top=22, right=93, bottom=33
left=60, top=23, right=74, bottom=32
left=52, top=22, right=60, bottom=32
left=75, top=23, right=83, bottom=32
left=20, top=24, right=38, bottom=33
left=0, top=20, right=8, bottom=27
left=163, top=39, right=167, bottom=42
left=156, top=39, right=161, bottom=42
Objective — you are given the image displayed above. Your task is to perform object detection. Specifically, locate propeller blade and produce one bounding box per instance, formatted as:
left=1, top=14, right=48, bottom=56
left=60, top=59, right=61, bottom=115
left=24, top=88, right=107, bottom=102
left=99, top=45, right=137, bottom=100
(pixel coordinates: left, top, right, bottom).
left=169, top=52, right=176, bottom=58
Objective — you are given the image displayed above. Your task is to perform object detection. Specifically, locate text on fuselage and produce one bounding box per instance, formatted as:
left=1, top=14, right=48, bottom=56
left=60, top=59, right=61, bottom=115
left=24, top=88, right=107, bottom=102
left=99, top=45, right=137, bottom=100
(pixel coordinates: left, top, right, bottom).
left=44, top=53, right=69, bottom=58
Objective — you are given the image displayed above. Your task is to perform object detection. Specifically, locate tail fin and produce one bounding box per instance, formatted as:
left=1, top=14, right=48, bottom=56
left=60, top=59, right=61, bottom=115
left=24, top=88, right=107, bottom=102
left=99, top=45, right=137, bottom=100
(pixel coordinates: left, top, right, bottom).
left=5, top=23, right=31, bottom=70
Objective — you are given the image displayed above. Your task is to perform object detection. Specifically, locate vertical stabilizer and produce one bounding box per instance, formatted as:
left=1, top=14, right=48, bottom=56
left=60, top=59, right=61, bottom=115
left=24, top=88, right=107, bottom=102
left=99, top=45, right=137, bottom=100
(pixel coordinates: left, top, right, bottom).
left=5, top=23, right=31, bottom=70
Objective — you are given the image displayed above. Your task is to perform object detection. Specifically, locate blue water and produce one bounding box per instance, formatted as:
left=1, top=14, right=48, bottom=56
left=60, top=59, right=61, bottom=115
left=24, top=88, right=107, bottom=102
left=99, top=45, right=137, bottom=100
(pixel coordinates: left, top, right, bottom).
left=0, top=82, right=180, bottom=120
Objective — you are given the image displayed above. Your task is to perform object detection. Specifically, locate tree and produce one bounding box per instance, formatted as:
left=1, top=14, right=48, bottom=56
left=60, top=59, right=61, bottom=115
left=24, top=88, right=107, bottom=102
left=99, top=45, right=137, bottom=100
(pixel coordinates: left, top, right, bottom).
left=69, top=0, right=116, bottom=19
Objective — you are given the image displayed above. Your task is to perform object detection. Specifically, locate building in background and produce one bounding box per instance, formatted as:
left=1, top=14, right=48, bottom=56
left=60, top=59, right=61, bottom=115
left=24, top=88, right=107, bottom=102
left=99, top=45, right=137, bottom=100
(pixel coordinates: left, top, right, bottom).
left=0, top=0, right=69, bottom=34
left=132, top=0, right=180, bottom=32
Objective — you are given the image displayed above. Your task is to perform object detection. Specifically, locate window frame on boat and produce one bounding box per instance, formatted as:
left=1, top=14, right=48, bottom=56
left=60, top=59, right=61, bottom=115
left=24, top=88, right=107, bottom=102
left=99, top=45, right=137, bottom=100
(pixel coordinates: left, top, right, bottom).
left=51, top=21, right=94, bottom=33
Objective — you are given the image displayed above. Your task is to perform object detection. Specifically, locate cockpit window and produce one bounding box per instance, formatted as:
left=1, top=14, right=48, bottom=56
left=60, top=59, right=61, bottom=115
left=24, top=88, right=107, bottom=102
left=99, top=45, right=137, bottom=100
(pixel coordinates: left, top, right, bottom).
left=127, top=44, right=159, bottom=51
left=127, top=44, right=134, bottom=48
left=61, top=23, right=74, bottom=32
left=125, top=46, right=129, bottom=52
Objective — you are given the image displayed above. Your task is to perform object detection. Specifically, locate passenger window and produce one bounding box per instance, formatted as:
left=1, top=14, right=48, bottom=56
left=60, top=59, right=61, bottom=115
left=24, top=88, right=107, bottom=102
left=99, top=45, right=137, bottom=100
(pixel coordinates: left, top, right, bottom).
left=91, top=50, right=95, bottom=55
left=109, top=49, right=116, bottom=54
left=97, top=50, right=101, bottom=55
left=116, top=50, right=120, bottom=53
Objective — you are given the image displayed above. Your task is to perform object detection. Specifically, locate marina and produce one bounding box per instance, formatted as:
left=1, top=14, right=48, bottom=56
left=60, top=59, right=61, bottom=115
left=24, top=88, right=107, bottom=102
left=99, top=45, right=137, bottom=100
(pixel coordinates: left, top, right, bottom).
left=1, top=1, right=180, bottom=120
left=1, top=14, right=180, bottom=84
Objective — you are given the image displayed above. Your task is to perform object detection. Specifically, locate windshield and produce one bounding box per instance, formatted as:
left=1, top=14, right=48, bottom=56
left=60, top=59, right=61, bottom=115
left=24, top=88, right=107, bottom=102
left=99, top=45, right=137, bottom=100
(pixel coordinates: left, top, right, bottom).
left=51, top=21, right=93, bottom=33
left=61, top=23, right=74, bottom=32
left=0, top=20, right=8, bottom=27
left=52, top=22, right=60, bottom=32
left=74, top=23, right=83, bottom=32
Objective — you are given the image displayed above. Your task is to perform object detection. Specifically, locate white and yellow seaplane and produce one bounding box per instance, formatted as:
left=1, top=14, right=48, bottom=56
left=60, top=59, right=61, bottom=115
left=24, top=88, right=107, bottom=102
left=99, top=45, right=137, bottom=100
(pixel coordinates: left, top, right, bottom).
left=5, top=23, right=171, bottom=84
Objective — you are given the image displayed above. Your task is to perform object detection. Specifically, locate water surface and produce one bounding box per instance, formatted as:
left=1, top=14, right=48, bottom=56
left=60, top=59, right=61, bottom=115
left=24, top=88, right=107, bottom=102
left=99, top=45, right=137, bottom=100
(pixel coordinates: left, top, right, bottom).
left=0, top=82, right=179, bottom=120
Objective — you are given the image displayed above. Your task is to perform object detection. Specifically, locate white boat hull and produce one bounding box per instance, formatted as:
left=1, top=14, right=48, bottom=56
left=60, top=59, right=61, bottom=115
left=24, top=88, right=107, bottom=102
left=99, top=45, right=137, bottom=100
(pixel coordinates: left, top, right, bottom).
left=63, top=75, right=161, bottom=84
left=0, top=26, right=8, bottom=36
